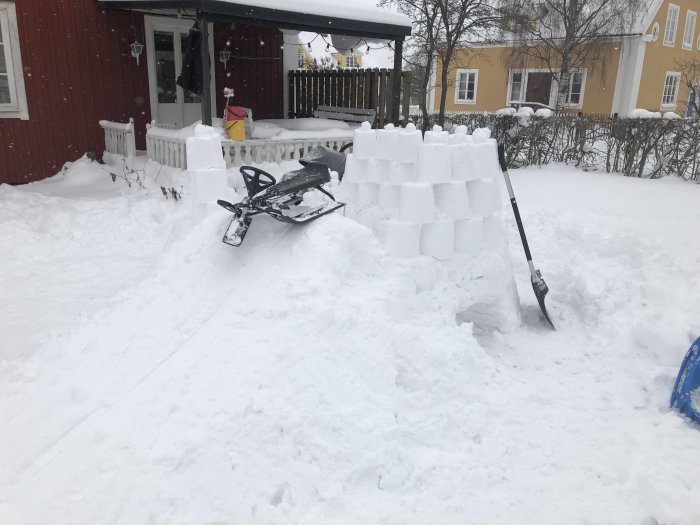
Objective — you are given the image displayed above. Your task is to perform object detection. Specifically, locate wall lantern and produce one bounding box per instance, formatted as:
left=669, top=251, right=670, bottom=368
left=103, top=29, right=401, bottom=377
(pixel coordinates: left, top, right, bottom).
left=130, top=41, right=144, bottom=65
left=219, top=50, right=232, bottom=70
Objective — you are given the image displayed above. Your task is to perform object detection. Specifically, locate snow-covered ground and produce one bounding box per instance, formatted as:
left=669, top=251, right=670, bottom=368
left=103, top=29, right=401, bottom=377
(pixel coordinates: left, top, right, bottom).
left=1, top=158, right=699, bottom=524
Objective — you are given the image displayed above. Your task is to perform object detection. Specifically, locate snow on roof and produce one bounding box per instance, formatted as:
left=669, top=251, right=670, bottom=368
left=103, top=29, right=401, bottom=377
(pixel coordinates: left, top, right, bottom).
left=634, top=0, right=664, bottom=34
left=223, top=0, right=411, bottom=29
left=100, top=0, right=411, bottom=30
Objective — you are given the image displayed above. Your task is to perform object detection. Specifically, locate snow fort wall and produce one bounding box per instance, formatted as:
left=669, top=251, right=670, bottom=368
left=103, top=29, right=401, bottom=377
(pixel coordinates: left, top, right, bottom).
left=338, top=122, right=521, bottom=331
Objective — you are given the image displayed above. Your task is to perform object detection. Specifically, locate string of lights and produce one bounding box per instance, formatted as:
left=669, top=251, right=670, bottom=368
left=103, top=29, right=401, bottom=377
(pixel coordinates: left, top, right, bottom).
left=279, top=33, right=394, bottom=54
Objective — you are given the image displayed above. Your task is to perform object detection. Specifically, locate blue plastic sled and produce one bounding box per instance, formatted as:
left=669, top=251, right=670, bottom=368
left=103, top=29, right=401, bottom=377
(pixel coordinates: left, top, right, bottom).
left=670, top=336, right=700, bottom=424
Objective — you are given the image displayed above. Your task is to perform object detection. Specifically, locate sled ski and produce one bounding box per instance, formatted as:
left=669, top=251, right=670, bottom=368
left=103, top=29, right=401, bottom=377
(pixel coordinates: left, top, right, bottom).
left=670, top=336, right=700, bottom=425
left=498, top=144, right=556, bottom=330
left=218, top=163, right=345, bottom=247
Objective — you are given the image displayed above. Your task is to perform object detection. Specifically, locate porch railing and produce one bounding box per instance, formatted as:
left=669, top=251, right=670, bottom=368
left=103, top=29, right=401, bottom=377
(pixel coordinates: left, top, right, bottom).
left=145, top=123, right=188, bottom=169
left=221, top=137, right=353, bottom=167
left=100, top=118, right=136, bottom=157
left=144, top=123, right=352, bottom=170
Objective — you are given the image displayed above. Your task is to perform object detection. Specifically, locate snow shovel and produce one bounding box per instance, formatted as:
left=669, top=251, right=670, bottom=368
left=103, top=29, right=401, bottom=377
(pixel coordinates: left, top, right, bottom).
left=497, top=144, right=556, bottom=330
left=670, top=336, right=700, bottom=425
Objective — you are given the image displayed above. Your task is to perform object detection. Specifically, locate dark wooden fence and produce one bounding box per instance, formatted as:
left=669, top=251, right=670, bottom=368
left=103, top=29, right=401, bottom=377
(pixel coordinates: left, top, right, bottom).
left=288, top=69, right=412, bottom=128
left=413, top=112, right=700, bottom=181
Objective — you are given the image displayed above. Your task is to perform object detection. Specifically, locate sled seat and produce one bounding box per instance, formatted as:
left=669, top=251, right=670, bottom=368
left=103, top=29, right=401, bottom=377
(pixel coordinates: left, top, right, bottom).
left=268, top=163, right=330, bottom=196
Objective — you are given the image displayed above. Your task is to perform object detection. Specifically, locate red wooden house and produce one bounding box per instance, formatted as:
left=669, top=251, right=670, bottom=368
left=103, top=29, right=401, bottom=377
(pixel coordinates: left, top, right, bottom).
left=0, top=0, right=410, bottom=184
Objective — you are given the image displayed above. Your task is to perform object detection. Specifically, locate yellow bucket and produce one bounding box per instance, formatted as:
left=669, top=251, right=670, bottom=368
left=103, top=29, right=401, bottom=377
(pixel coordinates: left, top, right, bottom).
left=225, top=119, right=245, bottom=141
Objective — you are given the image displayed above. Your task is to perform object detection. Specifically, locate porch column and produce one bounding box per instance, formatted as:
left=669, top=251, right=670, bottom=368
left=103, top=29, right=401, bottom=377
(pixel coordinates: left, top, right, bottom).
left=391, top=37, right=404, bottom=126
left=199, top=10, right=212, bottom=126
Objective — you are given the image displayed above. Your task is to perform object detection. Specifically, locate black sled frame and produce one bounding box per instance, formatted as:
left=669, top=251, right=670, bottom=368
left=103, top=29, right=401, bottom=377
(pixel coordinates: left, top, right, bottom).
left=217, top=163, right=345, bottom=247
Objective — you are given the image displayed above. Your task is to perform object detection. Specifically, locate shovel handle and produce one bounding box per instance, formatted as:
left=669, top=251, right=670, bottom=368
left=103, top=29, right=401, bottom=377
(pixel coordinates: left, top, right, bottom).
left=497, top=144, right=508, bottom=172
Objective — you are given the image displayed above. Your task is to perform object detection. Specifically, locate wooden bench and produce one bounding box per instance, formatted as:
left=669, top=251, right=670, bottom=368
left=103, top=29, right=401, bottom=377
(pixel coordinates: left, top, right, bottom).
left=313, top=105, right=377, bottom=127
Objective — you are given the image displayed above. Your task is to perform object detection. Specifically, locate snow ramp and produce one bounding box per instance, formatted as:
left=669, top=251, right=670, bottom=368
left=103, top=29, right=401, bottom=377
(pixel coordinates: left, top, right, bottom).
left=0, top=210, right=502, bottom=524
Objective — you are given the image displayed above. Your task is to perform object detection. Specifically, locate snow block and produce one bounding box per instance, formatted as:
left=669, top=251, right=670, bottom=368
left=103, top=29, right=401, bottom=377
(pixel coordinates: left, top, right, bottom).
left=476, top=140, right=503, bottom=180
left=417, top=144, right=452, bottom=183
left=399, top=183, right=436, bottom=223
left=382, top=220, right=421, bottom=258
left=388, top=161, right=417, bottom=184
left=343, top=154, right=368, bottom=183
left=450, top=126, right=472, bottom=145
left=185, top=125, right=226, bottom=171
left=421, top=221, right=455, bottom=260
left=376, top=124, right=401, bottom=161
left=398, top=123, right=423, bottom=163
left=189, top=167, right=227, bottom=204
left=338, top=181, right=359, bottom=204
left=435, top=182, right=470, bottom=220
left=424, top=125, right=449, bottom=145
left=454, top=216, right=483, bottom=254
left=353, top=121, right=377, bottom=160
left=467, top=179, right=499, bottom=217
left=450, top=143, right=481, bottom=181
left=378, top=184, right=401, bottom=211
left=356, top=182, right=380, bottom=207
left=367, top=158, right=391, bottom=184
left=482, top=213, right=504, bottom=251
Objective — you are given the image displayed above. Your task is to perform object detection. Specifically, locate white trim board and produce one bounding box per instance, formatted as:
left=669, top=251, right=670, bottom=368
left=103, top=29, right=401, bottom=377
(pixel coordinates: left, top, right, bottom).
left=0, top=1, right=28, bottom=120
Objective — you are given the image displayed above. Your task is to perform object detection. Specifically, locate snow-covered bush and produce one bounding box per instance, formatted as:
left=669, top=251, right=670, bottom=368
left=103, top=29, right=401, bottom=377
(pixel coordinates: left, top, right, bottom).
left=413, top=112, right=700, bottom=181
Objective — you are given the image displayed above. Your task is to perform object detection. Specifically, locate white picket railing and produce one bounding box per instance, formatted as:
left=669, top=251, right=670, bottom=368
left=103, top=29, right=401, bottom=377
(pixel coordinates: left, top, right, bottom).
left=145, top=123, right=188, bottom=169
left=221, top=137, right=353, bottom=168
left=144, top=124, right=353, bottom=170
left=100, top=118, right=136, bottom=157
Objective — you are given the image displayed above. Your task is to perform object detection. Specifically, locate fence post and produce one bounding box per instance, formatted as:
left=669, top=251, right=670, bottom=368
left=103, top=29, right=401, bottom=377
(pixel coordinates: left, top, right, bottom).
left=126, top=117, right=136, bottom=157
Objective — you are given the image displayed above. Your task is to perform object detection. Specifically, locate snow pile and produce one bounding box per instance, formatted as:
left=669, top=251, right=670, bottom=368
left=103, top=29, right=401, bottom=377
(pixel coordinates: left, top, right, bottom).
left=629, top=108, right=663, bottom=119
left=663, top=111, right=682, bottom=119
left=3, top=154, right=700, bottom=524
left=496, top=107, right=517, bottom=116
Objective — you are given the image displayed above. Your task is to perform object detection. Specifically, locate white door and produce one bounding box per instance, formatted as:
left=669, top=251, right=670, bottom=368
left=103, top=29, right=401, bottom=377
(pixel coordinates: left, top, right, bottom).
left=145, top=16, right=216, bottom=128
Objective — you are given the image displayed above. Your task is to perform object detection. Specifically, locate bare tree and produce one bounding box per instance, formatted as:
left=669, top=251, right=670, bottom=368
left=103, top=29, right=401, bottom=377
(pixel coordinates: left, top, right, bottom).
left=675, top=57, right=700, bottom=118
left=499, top=0, right=643, bottom=110
left=381, top=0, right=444, bottom=130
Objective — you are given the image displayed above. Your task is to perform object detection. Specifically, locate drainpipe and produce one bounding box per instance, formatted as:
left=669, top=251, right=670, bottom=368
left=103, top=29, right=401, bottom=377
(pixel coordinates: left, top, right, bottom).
left=199, top=10, right=213, bottom=126
left=391, top=37, right=404, bottom=126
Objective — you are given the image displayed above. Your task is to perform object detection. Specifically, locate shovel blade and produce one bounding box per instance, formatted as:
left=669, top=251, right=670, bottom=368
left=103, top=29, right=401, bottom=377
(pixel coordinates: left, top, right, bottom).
left=531, top=271, right=556, bottom=330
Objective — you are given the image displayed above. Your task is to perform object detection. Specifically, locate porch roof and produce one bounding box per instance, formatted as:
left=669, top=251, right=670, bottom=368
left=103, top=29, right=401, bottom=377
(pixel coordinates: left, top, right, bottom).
left=98, top=0, right=412, bottom=39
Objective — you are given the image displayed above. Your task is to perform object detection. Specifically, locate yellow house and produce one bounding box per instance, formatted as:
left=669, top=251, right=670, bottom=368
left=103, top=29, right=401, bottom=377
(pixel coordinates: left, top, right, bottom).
left=431, top=0, right=700, bottom=116
left=296, top=33, right=364, bottom=69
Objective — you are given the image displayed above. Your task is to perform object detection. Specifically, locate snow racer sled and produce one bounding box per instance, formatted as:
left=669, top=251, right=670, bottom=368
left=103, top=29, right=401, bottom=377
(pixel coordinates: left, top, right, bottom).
left=670, top=336, right=700, bottom=425
left=217, top=162, right=345, bottom=247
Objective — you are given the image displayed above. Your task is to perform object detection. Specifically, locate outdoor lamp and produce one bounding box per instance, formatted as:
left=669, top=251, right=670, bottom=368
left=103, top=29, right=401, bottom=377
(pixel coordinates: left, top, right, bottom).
left=219, top=50, right=232, bottom=70
left=130, top=42, right=144, bottom=65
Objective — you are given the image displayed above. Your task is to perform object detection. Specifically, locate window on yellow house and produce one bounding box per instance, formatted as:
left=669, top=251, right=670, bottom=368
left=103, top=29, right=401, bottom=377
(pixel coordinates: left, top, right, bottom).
left=682, top=10, right=697, bottom=50
left=664, top=4, right=680, bottom=46
left=508, top=70, right=525, bottom=103
left=455, top=69, right=478, bottom=103
left=662, top=72, right=681, bottom=107
left=565, top=70, right=586, bottom=107
left=346, top=55, right=359, bottom=68
left=297, top=49, right=306, bottom=69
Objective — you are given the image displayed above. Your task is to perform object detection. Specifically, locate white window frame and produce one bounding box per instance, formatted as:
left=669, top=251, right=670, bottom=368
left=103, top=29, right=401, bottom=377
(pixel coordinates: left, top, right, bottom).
left=661, top=71, right=681, bottom=108
left=345, top=55, right=359, bottom=68
left=0, top=2, right=29, bottom=119
left=507, top=69, right=526, bottom=104
left=564, top=69, right=587, bottom=108
left=682, top=10, right=697, bottom=50
left=454, top=68, right=478, bottom=104
left=297, top=49, right=306, bottom=69
left=664, top=4, right=680, bottom=47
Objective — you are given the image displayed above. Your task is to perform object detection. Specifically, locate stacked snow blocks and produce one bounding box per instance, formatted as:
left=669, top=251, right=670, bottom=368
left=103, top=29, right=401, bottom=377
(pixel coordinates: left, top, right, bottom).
left=340, top=122, right=504, bottom=260
left=186, top=125, right=228, bottom=207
